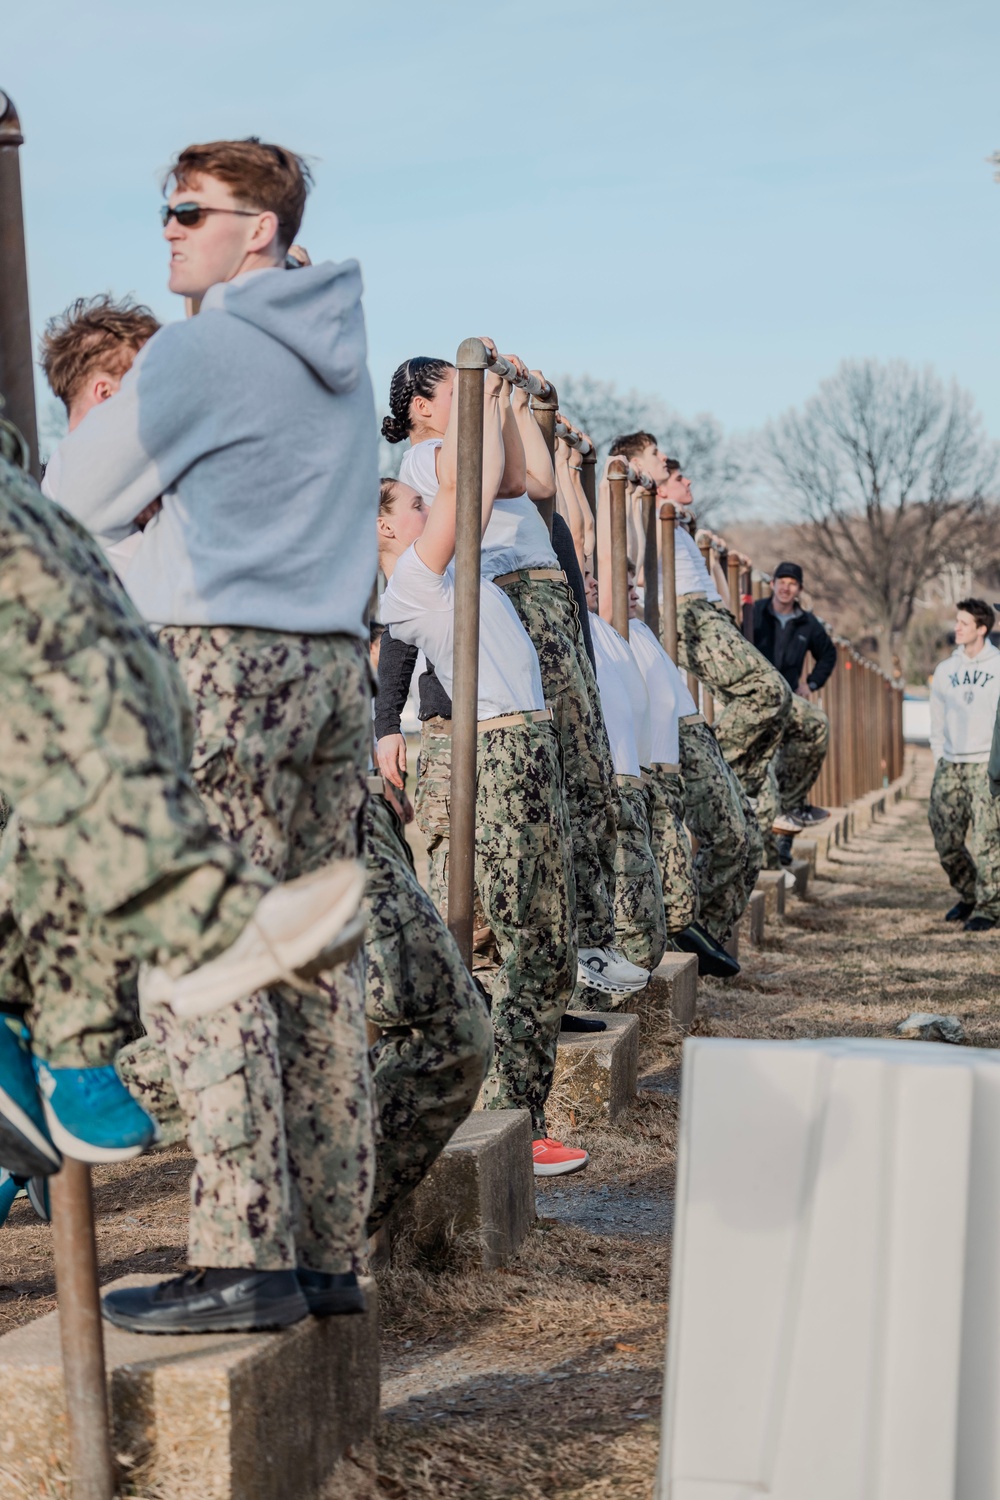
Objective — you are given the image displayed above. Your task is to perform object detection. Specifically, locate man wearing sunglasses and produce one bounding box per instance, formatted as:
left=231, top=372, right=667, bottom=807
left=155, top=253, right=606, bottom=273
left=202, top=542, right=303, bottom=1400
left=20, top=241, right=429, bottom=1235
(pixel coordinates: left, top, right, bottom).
left=54, top=138, right=380, bottom=1335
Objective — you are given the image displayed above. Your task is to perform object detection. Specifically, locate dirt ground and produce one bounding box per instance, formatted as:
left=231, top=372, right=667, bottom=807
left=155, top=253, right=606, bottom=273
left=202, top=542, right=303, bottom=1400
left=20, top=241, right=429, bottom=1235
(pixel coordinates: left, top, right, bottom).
left=4, top=748, right=996, bottom=1498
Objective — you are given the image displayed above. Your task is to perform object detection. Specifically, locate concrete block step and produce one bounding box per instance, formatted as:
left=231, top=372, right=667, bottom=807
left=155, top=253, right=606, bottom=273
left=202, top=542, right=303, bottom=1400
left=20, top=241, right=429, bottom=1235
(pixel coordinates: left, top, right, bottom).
left=788, top=858, right=810, bottom=898
left=795, top=838, right=818, bottom=874
left=624, top=951, right=698, bottom=1030
left=552, top=1012, right=639, bottom=1123
left=724, top=926, right=740, bottom=963
left=746, top=889, right=766, bottom=946
left=395, top=1108, right=535, bottom=1269
left=754, top=870, right=786, bottom=920
left=0, top=1274, right=378, bottom=1500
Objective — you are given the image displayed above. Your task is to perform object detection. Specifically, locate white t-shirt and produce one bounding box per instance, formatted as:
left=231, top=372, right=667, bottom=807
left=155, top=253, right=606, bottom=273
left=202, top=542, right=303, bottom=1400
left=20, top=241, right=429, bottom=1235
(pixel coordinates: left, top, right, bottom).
left=400, top=438, right=558, bottom=579
left=628, top=618, right=698, bottom=763
left=379, top=544, right=545, bottom=719
left=667, top=524, right=721, bottom=603
left=590, top=613, right=653, bottom=774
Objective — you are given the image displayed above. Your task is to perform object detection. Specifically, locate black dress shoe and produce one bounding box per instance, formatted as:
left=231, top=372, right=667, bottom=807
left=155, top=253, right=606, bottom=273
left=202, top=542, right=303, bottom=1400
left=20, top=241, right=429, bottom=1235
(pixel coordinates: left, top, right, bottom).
left=790, top=804, right=830, bottom=825
left=945, top=901, right=975, bottom=923
left=673, top=922, right=741, bottom=979
left=297, top=1269, right=367, bottom=1317
left=560, top=1012, right=608, bottom=1033
left=102, top=1268, right=309, bottom=1334
left=963, top=916, right=997, bottom=933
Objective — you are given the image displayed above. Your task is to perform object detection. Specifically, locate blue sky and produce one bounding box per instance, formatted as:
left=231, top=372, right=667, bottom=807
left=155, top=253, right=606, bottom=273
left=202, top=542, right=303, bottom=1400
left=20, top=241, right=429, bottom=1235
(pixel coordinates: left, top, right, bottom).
left=6, top=0, right=999, bottom=440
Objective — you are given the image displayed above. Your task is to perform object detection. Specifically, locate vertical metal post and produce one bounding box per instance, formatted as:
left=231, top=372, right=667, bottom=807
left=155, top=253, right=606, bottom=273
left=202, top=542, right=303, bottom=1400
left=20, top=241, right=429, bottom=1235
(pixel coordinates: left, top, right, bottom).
left=697, top=532, right=715, bottom=724
left=0, top=92, right=40, bottom=480
left=739, top=559, right=754, bottom=641
left=608, top=459, right=630, bottom=640
left=447, top=337, right=488, bottom=968
left=530, top=382, right=557, bottom=535
left=642, top=490, right=659, bottom=637
left=727, top=549, right=741, bottom=625
left=659, top=501, right=678, bottom=663
left=49, top=1161, right=115, bottom=1500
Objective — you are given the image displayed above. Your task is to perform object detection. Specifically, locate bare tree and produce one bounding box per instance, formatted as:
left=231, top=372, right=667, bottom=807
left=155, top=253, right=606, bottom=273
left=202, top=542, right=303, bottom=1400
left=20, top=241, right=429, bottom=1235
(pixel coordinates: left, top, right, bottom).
left=556, top=373, right=747, bottom=526
left=766, top=359, right=999, bottom=670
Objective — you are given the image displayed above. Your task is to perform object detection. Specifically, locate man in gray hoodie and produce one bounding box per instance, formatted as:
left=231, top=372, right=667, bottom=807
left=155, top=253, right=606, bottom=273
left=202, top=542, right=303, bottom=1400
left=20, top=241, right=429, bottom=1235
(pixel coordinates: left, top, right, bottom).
left=55, top=138, right=380, bottom=1333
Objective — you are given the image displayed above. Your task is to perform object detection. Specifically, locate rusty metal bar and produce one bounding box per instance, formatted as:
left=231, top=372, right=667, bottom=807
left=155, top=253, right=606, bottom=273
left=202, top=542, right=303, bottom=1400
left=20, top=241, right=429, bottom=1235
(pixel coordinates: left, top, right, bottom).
left=642, top=490, right=659, bottom=638
left=697, top=531, right=715, bottom=723
left=727, top=550, right=741, bottom=625
left=530, top=380, right=557, bottom=535
left=486, top=353, right=551, bottom=398
left=554, top=420, right=593, bottom=455
left=0, top=92, right=40, bottom=480
left=49, top=1161, right=115, bottom=1500
left=447, top=336, right=488, bottom=967
left=659, top=500, right=679, bottom=664
left=608, top=458, right=630, bottom=640
left=739, top=559, right=754, bottom=641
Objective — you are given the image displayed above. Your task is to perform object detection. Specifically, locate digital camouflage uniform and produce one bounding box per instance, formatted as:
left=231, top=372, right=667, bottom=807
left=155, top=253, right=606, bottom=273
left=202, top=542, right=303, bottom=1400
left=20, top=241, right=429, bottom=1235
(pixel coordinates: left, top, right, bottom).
left=676, top=596, right=792, bottom=798
left=125, top=786, right=495, bottom=1230
left=678, top=715, right=763, bottom=943
left=607, top=777, right=668, bottom=983
left=363, top=788, right=492, bottom=1231
left=496, top=574, right=618, bottom=948
left=0, top=456, right=267, bottom=1066
left=415, top=718, right=574, bottom=1135
left=928, top=758, right=1000, bottom=921
left=122, top=626, right=375, bottom=1274
left=647, top=765, right=696, bottom=934
left=761, top=695, right=831, bottom=867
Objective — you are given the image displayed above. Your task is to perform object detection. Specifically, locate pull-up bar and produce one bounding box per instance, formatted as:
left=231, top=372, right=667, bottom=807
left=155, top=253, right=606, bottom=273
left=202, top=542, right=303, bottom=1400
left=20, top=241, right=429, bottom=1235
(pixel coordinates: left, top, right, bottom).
left=554, top=421, right=594, bottom=456
left=486, top=353, right=553, bottom=400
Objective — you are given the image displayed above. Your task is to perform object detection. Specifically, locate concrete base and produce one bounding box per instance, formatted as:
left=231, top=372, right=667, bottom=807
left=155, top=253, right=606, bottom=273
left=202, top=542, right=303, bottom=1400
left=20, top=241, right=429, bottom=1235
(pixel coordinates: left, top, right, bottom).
left=795, top=838, right=818, bottom=874
left=553, top=1012, right=639, bottom=1123
left=746, top=889, right=766, bottom=946
left=724, top=926, right=740, bottom=962
left=397, top=1108, right=535, bottom=1269
left=0, top=1275, right=378, bottom=1500
left=788, top=858, right=810, bottom=898
left=754, top=870, right=786, bottom=920
left=626, top=951, right=698, bottom=1030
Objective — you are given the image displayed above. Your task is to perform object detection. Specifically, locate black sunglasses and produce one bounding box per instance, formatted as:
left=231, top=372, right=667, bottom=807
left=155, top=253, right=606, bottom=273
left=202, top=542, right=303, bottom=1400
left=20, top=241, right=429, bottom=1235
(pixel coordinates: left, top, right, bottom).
left=160, top=201, right=261, bottom=229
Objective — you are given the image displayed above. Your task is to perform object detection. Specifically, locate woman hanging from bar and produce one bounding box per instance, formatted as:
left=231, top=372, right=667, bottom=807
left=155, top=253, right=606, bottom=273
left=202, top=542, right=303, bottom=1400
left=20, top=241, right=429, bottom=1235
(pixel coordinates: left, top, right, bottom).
left=376, top=358, right=588, bottom=1178
left=380, top=353, right=647, bottom=1000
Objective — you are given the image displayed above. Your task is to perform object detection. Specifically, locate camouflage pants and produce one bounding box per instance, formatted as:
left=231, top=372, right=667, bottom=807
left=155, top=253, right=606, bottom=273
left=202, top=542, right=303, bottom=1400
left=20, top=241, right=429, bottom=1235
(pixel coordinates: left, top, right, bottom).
left=612, top=777, right=668, bottom=976
left=0, top=457, right=266, bottom=1066
left=125, top=790, right=495, bottom=1234
left=678, top=716, right=763, bottom=942
left=123, top=627, right=374, bottom=1273
left=498, top=575, right=618, bottom=948
left=928, top=758, right=1000, bottom=920
left=676, top=597, right=792, bottom=798
left=414, top=720, right=453, bottom=912
left=364, top=791, right=492, bottom=1232
left=647, top=766, right=696, bottom=934
left=414, top=719, right=574, bottom=1134
left=761, top=695, right=830, bottom=867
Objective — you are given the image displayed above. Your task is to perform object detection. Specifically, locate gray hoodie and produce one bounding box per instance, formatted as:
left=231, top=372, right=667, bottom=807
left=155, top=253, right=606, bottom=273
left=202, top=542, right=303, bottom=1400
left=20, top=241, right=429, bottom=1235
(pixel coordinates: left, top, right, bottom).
left=53, top=260, right=378, bottom=637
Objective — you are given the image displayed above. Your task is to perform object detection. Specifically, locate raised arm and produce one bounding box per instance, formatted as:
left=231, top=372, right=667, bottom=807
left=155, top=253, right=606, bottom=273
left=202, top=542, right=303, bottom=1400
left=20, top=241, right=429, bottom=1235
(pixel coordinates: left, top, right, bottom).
left=497, top=365, right=528, bottom=498
left=554, top=437, right=587, bottom=567
left=510, top=373, right=556, bottom=503
left=414, top=356, right=506, bottom=575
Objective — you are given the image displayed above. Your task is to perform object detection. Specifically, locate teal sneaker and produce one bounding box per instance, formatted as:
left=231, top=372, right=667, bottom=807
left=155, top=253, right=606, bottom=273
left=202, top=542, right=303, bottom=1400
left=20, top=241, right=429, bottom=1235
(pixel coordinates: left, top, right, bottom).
left=35, top=1062, right=157, bottom=1163
left=0, top=1019, right=61, bottom=1176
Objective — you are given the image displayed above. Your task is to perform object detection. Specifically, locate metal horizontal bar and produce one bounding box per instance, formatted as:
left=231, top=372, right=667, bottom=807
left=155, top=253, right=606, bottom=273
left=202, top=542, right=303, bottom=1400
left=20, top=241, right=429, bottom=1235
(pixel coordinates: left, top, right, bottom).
left=485, top=353, right=552, bottom=399
left=554, top=421, right=593, bottom=456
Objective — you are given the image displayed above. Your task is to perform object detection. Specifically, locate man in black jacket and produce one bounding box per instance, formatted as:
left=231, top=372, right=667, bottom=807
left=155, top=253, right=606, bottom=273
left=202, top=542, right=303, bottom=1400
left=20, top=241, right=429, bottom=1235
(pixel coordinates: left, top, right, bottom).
left=753, top=562, right=837, bottom=861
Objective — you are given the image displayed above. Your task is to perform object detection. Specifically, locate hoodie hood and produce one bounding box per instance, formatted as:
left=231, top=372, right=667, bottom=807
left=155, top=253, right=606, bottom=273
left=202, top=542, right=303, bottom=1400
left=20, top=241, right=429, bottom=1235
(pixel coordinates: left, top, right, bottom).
left=950, top=640, right=1000, bottom=664
left=201, top=259, right=368, bottom=394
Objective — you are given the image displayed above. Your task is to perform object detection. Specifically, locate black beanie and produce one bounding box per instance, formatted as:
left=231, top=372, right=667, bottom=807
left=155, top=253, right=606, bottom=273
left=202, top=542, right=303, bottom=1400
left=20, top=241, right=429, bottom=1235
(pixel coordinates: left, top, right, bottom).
left=773, top=561, right=804, bottom=585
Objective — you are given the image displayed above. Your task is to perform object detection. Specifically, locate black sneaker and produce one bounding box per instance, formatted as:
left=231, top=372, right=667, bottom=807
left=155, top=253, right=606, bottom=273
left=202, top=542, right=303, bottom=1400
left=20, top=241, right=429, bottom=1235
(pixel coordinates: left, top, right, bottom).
left=790, top=804, right=830, bottom=825
left=963, top=916, right=997, bottom=933
left=102, top=1268, right=309, bottom=1334
left=673, top=922, right=741, bottom=979
left=560, top=1012, right=608, bottom=1033
left=945, top=901, right=975, bottom=923
left=296, top=1269, right=367, bottom=1317
left=776, top=835, right=794, bottom=866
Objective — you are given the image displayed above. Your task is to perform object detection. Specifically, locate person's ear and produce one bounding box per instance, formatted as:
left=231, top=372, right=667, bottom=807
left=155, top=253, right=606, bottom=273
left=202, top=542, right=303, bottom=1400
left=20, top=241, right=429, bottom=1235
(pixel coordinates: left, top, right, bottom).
left=94, top=376, right=117, bottom=405
left=376, top=514, right=394, bottom=541
left=411, top=394, right=431, bottom=423
left=249, top=210, right=281, bottom=255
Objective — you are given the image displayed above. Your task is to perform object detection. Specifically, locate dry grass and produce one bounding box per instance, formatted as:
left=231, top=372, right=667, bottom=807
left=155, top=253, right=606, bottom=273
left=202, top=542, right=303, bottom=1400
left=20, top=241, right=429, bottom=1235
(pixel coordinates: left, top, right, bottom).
left=5, top=751, right=989, bottom=1498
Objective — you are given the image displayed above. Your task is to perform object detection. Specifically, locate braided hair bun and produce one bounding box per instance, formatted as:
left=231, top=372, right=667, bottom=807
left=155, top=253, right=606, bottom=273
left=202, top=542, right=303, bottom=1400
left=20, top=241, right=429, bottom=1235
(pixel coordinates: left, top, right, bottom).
left=383, top=356, right=454, bottom=443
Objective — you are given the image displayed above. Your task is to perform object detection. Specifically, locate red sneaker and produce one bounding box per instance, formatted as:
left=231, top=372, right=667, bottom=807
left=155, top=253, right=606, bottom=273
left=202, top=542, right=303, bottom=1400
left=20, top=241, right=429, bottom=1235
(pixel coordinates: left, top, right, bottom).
left=532, top=1137, right=589, bottom=1177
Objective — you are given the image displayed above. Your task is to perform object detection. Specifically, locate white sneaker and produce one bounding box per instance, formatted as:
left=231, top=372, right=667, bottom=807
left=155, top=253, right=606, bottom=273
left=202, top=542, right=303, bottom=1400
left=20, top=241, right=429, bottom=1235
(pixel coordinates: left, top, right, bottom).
left=576, top=947, right=649, bottom=995
left=771, top=813, right=804, bottom=835
left=141, top=861, right=366, bottom=1020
